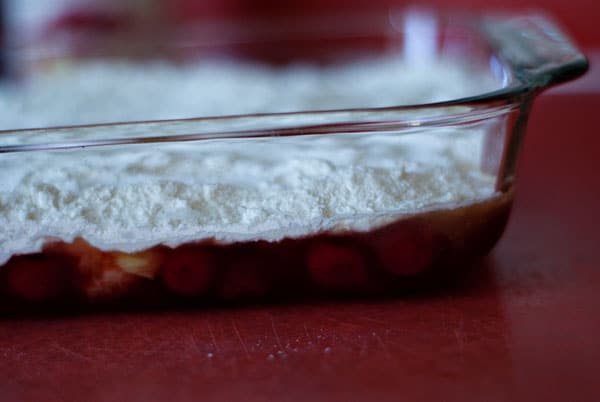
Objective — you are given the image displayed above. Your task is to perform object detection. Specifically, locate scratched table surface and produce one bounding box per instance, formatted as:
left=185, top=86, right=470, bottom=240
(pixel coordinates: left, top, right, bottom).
left=1, top=50, right=600, bottom=402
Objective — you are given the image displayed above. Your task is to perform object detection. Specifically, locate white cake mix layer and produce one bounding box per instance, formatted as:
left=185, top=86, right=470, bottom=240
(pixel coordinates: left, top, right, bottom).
left=0, top=58, right=498, bottom=129
left=0, top=59, right=499, bottom=263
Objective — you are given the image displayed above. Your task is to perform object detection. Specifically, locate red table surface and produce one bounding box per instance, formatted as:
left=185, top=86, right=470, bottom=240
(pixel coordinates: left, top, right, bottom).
left=1, top=58, right=599, bottom=402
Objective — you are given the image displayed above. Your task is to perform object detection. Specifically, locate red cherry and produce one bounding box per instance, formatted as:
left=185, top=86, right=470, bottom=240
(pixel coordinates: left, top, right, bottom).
left=306, top=241, right=369, bottom=289
left=372, top=224, right=436, bottom=276
left=5, top=255, right=69, bottom=302
left=162, top=247, right=216, bottom=297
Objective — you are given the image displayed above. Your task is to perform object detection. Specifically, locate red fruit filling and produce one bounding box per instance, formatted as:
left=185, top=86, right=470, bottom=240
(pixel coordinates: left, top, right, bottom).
left=161, top=247, right=216, bottom=297
left=306, top=241, right=369, bottom=289
left=372, top=225, right=437, bottom=276
left=5, top=255, right=70, bottom=302
left=219, top=259, right=271, bottom=300
left=44, top=238, right=141, bottom=300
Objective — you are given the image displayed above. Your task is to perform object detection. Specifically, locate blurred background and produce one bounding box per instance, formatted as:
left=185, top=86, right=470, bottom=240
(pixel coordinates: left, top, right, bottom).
left=4, top=0, right=598, bottom=48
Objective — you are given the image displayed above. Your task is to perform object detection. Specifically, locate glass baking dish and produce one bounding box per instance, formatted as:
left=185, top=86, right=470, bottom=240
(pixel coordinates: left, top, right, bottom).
left=0, top=8, right=587, bottom=312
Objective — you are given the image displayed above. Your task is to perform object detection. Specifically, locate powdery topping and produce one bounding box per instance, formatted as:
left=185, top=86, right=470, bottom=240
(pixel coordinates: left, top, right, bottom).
left=0, top=58, right=498, bottom=129
left=0, top=131, right=496, bottom=263
left=0, top=59, right=499, bottom=263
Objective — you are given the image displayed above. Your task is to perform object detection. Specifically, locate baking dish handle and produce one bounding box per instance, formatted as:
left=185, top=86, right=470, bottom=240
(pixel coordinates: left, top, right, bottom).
left=483, top=13, right=589, bottom=90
